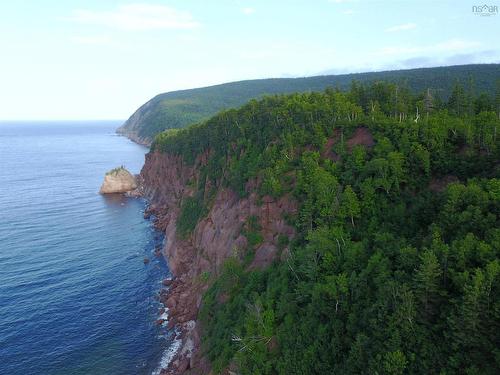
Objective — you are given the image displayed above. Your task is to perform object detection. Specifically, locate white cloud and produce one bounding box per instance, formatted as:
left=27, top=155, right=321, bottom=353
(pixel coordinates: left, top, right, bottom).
left=342, top=9, right=355, bottom=15
left=435, top=39, right=481, bottom=51
left=69, top=4, right=200, bottom=31
left=69, top=35, right=111, bottom=45
left=377, top=39, right=482, bottom=56
left=328, top=0, right=357, bottom=3
left=385, top=23, right=417, bottom=32
left=242, top=7, right=256, bottom=15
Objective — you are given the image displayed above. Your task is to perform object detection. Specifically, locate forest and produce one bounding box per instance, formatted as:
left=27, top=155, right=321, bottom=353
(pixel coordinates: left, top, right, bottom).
left=120, top=64, right=500, bottom=143
left=152, top=79, right=500, bottom=374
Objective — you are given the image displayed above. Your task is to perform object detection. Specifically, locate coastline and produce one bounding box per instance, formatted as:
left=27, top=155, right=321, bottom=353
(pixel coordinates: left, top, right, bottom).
left=143, top=202, right=209, bottom=375
left=116, top=128, right=152, bottom=148
left=140, top=198, right=187, bottom=375
left=136, top=151, right=297, bottom=375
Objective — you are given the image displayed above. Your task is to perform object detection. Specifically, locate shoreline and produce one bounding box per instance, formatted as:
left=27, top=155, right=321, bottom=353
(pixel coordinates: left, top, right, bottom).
left=136, top=151, right=297, bottom=375
left=115, top=129, right=152, bottom=148
left=129, top=183, right=186, bottom=375
left=145, top=203, right=202, bottom=375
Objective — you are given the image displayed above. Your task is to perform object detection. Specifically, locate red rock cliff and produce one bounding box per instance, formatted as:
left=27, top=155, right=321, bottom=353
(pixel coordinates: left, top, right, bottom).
left=140, top=151, right=297, bottom=375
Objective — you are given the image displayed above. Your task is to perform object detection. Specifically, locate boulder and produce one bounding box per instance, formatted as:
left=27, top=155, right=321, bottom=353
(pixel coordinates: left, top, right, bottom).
left=99, top=166, right=137, bottom=194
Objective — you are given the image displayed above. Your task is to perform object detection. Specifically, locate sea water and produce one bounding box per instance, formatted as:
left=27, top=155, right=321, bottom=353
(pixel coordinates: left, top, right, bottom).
left=0, top=121, right=173, bottom=374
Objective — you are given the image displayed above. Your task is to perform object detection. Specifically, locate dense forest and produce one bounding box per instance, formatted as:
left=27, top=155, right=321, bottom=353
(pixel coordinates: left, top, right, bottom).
left=119, top=64, right=500, bottom=143
left=153, top=78, right=500, bottom=374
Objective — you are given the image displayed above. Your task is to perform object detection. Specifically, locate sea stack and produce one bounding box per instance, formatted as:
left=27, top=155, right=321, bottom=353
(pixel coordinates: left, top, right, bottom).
left=99, top=166, right=137, bottom=194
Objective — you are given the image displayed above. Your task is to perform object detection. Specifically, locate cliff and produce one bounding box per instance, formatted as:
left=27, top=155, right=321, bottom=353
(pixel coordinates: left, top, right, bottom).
left=99, top=167, right=138, bottom=194
left=139, top=86, right=499, bottom=374
left=140, top=152, right=297, bottom=374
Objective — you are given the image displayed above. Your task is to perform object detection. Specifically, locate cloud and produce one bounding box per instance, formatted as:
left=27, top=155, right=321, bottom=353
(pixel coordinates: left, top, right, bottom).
left=342, top=9, right=355, bottom=15
left=397, top=56, right=434, bottom=68
left=377, top=38, right=482, bottom=56
left=328, top=0, right=357, bottom=3
left=435, top=39, right=482, bottom=51
left=440, top=50, right=500, bottom=65
left=385, top=23, right=417, bottom=32
left=69, top=35, right=112, bottom=45
left=69, top=4, right=200, bottom=31
left=318, top=49, right=500, bottom=76
left=394, top=50, right=500, bottom=69
left=242, top=7, right=256, bottom=15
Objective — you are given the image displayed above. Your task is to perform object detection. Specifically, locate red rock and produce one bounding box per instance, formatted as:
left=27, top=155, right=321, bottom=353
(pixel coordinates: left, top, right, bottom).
left=167, top=320, right=176, bottom=330
left=321, top=129, right=341, bottom=161
left=166, top=297, right=177, bottom=309
left=177, top=358, right=189, bottom=372
left=249, top=244, right=278, bottom=270
left=138, top=151, right=299, bottom=375
left=346, top=127, right=375, bottom=152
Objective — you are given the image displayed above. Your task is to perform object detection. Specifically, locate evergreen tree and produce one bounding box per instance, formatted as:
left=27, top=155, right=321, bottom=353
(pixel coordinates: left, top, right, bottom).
left=414, top=249, right=442, bottom=321
left=341, top=185, right=360, bottom=227
left=448, top=82, right=467, bottom=116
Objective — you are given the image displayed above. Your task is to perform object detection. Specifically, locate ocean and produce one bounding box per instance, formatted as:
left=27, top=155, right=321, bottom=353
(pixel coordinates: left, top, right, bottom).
left=0, top=121, right=174, bottom=375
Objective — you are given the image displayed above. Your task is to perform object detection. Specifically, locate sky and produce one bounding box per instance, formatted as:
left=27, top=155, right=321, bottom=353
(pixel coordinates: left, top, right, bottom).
left=0, top=0, right=498, bottom=120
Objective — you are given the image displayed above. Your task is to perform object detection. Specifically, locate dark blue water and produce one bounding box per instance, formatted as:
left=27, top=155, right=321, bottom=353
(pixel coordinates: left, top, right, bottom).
left=0, top=122, right=174, bottom=375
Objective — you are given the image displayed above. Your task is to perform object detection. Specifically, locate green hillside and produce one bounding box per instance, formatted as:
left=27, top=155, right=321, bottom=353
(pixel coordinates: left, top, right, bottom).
left=153, top=80, right=500, bottom=374
left=118, top=64, right=500, bottom=144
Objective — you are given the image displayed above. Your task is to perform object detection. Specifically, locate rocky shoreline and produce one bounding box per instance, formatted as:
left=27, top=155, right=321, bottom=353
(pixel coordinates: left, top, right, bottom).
left=144, top=202, right=210, bottom=375
left=137, top=151, right=296, bottom=375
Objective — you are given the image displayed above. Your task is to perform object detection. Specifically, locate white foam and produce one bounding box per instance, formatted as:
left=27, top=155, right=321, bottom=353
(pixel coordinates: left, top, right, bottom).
left=159, top=308, right=169, bottom=321
left=152, top=337, right=182, bottom=375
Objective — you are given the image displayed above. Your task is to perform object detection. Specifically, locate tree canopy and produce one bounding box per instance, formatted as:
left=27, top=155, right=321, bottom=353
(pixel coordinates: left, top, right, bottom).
left=119, top=64, right=500, bottom=143
left=154, top=80, right=500, bottom=374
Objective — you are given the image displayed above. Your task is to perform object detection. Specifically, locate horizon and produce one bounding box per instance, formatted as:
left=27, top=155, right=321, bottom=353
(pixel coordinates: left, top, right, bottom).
left=0, top=1, right=499, bottom=120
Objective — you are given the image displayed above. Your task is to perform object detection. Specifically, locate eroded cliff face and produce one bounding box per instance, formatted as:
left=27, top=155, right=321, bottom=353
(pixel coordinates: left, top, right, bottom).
left=140, top=152, right=297, bottom=375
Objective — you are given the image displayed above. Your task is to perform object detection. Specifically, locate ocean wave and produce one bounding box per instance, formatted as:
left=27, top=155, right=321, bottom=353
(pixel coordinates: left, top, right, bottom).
left=152, top=336, right=181, bottom=375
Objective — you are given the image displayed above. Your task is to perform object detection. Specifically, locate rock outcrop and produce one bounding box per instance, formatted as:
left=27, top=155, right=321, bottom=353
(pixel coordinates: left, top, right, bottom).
left=140, top=151, right=297, bottom=375
left=99, top=166, right=138, bottom=194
